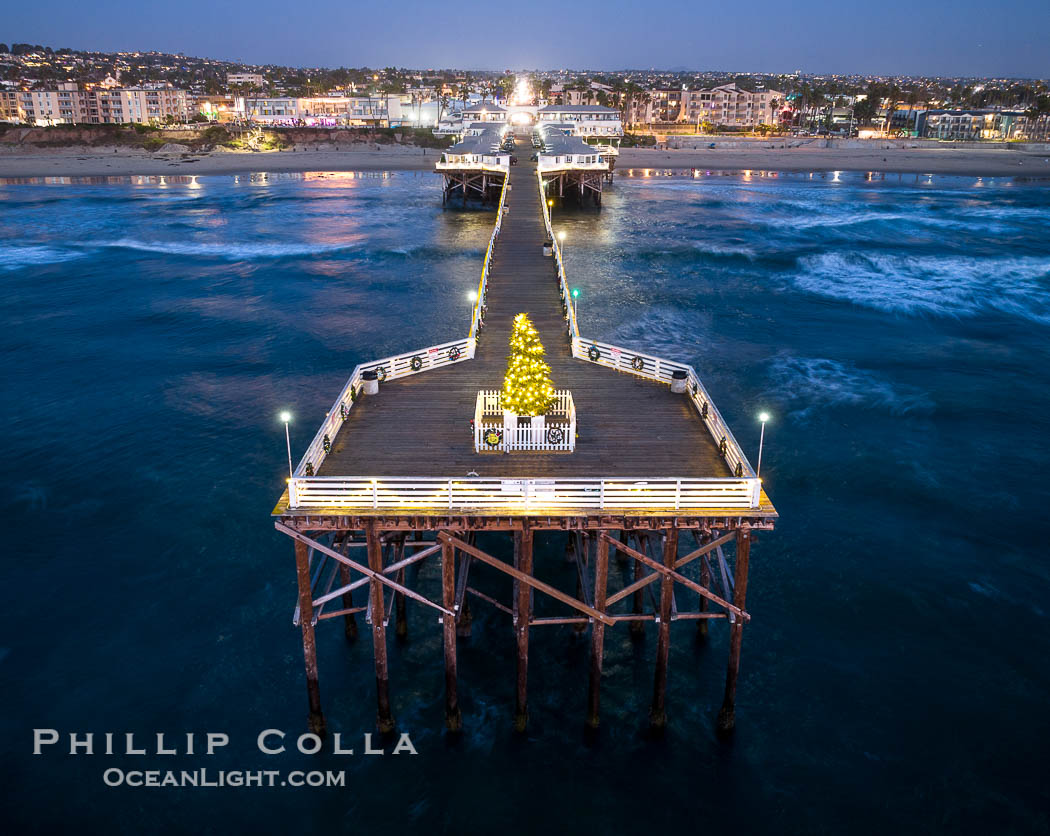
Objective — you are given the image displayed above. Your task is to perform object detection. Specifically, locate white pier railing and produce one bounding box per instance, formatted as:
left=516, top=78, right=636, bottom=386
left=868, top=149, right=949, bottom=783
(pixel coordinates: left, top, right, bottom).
left=290, top=476, right=759, bottom=512
left=469, top=177, right=509, bottom=340
left=292, top=336, right=474, bottom=480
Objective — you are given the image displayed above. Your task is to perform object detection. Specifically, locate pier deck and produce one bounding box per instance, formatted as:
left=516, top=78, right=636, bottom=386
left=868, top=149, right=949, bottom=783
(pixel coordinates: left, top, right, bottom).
left=272, top=130, right=776, bottom=737
left=319, top=146, right=730, bottom=481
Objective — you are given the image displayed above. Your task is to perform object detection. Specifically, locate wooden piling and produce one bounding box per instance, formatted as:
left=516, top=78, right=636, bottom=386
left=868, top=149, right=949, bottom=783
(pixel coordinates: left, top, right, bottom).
left=630, top=533, right=645, bottom=637
left=393, top=538, right=408, bottom=640
left=294, top=539, right=326, bottom=737
left=337, top=559, right=357, bottom=643
left=514, top=528, right=533, bottom=732
left=586, top=534, right=609, bottom=729
left=366, top=521, right=395, bottom=734
left=717, top=527, right=752, bottom=735
left=441, top=537, right=462, bottom=732
left=697, top=532, right=711, bottom=640
left=650, top=527, right=678, bottom=729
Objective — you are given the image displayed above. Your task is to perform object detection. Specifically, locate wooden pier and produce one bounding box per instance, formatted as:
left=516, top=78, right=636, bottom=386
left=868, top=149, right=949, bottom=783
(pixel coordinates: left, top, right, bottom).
left=273, top=131, right=776, bottom=737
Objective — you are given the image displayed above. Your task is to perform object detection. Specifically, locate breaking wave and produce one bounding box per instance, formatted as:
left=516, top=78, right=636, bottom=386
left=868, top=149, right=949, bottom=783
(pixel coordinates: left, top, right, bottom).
left=0, top=244, right=86, bottom=270
left=99, top=238, right=362, bottom=260
left=793, top=251, right=1050, bottom=323
left=767, top=355, right=934, bottom=418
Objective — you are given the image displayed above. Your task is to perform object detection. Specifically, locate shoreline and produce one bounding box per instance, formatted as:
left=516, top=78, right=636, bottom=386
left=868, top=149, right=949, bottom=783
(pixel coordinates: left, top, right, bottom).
left=1, top=144, right=1050, bottom=180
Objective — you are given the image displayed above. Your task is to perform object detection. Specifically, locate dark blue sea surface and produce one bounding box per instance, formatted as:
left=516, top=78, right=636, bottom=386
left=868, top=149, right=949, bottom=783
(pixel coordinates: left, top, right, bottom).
left=1, top=169, right=1048, bottom=833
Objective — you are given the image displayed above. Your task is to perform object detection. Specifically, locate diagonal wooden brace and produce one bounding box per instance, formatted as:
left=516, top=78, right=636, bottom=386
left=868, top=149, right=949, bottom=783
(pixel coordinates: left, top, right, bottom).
left=312, top=543, right=441, bottom=608
left=276, top=522, right=453, bottom=617
left=438, top=532, right=615, bottom=626
left=599, top=532, right=748, bottom=621
left=605, top=529, right=737, bottom=606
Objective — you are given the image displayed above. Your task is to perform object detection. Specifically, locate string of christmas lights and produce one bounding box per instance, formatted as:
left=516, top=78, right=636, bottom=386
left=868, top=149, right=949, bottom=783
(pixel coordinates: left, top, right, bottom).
left=501, top=312, right=555, bottom=416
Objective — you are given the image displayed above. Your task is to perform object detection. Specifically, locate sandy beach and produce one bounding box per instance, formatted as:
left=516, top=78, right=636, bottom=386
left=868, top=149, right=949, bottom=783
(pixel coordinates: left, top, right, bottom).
left=1, top=142, right=1049, bottom=179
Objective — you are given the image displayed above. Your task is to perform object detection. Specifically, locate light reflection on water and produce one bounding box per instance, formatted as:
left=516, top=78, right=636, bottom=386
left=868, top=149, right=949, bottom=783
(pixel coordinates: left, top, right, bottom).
left=1, top=170, right=1049, bottom=833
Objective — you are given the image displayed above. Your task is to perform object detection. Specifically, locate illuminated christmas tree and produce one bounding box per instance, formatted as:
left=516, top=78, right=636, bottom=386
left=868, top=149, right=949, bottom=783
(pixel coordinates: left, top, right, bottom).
left=502, top=313, right=555, bottom=416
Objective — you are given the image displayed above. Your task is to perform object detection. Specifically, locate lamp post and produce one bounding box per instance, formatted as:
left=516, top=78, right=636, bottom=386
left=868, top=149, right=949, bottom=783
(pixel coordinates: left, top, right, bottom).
left=756, top=412, right=770, bottom=478
left=547, top=198, right=554, bottom=219
left=280, top=411, right=293, bottom=480
left=571, top=287, right=580, bottom=322
left=557, top=230, right=566, bottom=253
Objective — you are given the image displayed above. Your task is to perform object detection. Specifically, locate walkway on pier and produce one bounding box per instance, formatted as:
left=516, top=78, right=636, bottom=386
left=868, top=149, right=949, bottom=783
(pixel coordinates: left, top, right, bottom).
left=320, top=135, right=729, bottom=479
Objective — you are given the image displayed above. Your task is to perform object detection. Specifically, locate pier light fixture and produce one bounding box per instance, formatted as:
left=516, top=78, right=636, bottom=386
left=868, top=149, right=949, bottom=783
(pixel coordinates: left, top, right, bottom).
left=467, top=290, right=478, bottom=302
left=757, top=412, right=771, bottom=478
left=571, top=287, right=580, bottom=320
left=279, top=411, right=294, bottom=480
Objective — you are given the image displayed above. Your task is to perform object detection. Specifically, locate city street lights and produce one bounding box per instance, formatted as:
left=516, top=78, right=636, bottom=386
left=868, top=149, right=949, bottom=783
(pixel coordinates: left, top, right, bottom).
left=757, top=412, right=770, bottom=478
left=279, top=411, right=294, bottom=480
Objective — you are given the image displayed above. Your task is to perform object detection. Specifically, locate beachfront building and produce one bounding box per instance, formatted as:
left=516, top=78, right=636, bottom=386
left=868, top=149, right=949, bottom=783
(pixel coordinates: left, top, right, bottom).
left=916, top=109, right=1050, bottom=141
left=536, top=104, right=623, bottom=138
left=435, top=123, right=510, bottom=203
left=14, top=84, right=189, bottom=125
left=461, top=102, right=506, bottom=123
left=0, top=90, right=22, bottom=122
left=237, top=95, right=405, bottom=127
left=535, top=123, right=610, bottom=205
left=681, top=84, right=783, bottom=129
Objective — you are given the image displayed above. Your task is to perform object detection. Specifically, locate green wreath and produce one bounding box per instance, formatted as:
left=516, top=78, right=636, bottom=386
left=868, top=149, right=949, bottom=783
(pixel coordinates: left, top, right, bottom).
left=631, top=356, right=645, bottom=371
left=376, top=366, right=388, bottom=382
left=410, top=355, right=423, bottom=371
left=546, top=426, right=565, bottom=445
left=484, top=428, right=503, bottom=447
left=448, top=346, right=461, bottom=361
left=587, top=345, right=600, bottom=362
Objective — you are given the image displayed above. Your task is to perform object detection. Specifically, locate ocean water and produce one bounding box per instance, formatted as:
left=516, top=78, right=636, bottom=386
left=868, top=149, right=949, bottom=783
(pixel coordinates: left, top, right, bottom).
left=2, top=169, right=1048, bottom=833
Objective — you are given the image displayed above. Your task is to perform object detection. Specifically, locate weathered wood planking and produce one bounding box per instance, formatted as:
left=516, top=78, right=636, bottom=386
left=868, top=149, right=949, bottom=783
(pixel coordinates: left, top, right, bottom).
left=319, top=149, right=731, bottom=481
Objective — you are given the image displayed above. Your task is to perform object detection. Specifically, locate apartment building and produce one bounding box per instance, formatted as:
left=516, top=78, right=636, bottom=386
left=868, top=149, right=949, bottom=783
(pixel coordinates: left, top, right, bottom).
left=918, top=109, right=1050, bottom=141
left=681, top=84, right=783, bottom=128
left=0, top=90, right=21, bottom=121
left=238, top=95, right=404, bottom=126
left=15, top=85, right=189, bottom=125
left=227, top=72, right=265, bottom=87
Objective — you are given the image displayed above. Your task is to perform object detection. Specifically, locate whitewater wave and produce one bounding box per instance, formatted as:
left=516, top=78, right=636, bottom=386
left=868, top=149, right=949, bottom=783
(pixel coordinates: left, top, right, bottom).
left=99, top=238, right=362, bottom=260
left=691, top=240, right=757, bottom=259
left=794, top=251, right=1050, bottom=324
left=766, top=355, right=934, bottom=418
left=0, top=244, right=86, bottom=270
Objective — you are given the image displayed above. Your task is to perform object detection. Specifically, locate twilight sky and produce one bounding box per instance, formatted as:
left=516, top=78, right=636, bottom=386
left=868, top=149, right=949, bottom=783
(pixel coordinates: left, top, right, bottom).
left=5, top=0, right=1049, bottom=77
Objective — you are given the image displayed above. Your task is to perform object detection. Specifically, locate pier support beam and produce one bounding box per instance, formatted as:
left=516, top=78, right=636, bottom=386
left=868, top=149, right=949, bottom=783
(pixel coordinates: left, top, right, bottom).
left=513, top=528, right=533, bottom=732
left=630, top=533, right=645, bottom=637
left=294, top=539, right=326, bottom=737
left=337, top=558, right=358, bottom=643
left=393, top=539, right=408, bottom=640
left=717, top=527, right=752, bottom=735
left=366, top=521, right=395, bottom=734
left=586, top=534, right=609, bottom=729
left=441, top=537, right=462, bottom=732
left=697, top=532, right=711, bottom=641
left=650, top=527, right=678, bottom=730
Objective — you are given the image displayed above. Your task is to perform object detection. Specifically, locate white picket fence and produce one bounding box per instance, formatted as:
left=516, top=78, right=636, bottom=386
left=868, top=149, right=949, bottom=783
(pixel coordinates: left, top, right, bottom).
left=473, top=390, right=576, bottom=452
left=289, top=476, right=760, bottom=511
